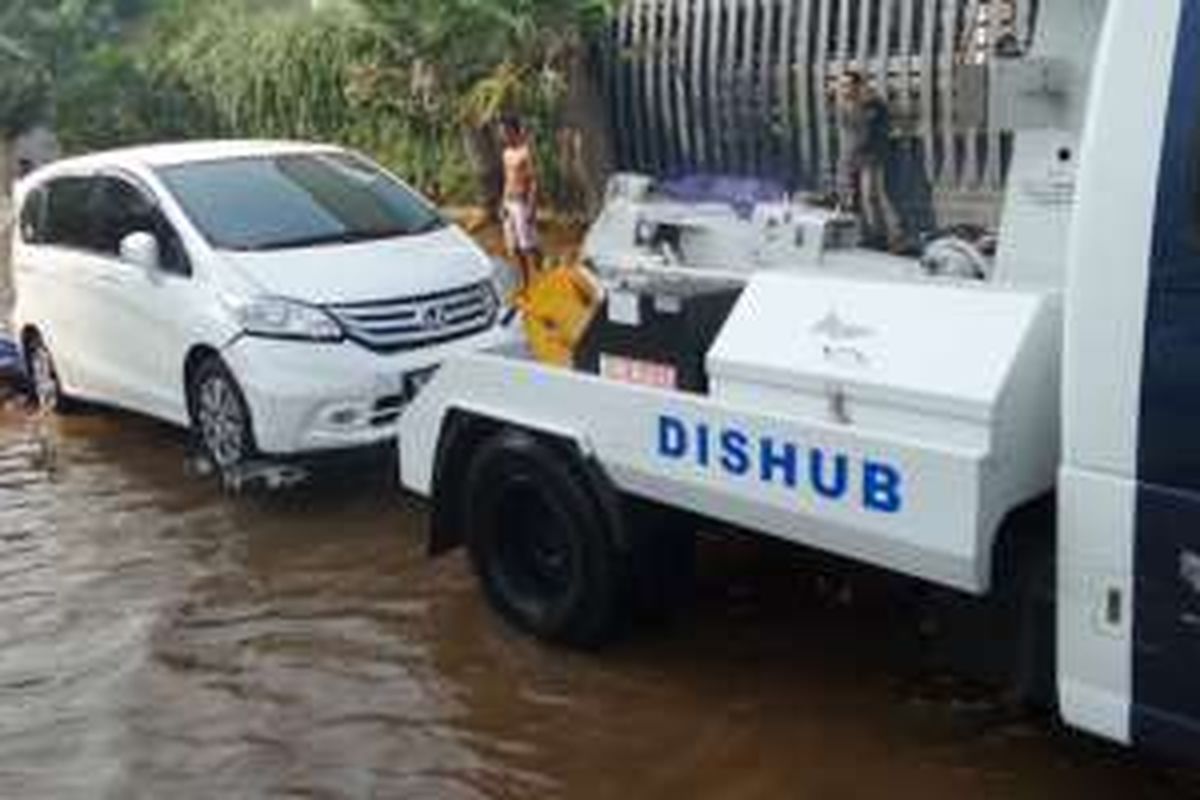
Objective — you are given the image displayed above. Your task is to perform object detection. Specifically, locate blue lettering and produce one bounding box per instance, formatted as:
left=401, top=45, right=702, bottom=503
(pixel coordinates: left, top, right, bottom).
left=697, top=423, right=712, bottom=468
left=760, top=438, right=799, bottom=488
left=810, top=451, right=849, bottom=500
left=720, top=429, right=751, bottom=476
left=863, top=462, right=903, bottom=514
left=659, top=416, right=688, bottom=459
left=657, top=415, right=904, bottom=516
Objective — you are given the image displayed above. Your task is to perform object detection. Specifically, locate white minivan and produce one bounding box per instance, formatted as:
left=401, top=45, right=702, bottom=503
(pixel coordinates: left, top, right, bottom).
left=10, top=141, right=518, bottom=467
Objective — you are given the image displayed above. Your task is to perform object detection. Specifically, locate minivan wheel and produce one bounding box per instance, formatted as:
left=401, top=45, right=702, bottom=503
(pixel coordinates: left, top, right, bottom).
left=190, top=358, right=255, bottom=471
left=462, top=428, right=629, bottom=648
left=26, top=337, right=70, bottom=413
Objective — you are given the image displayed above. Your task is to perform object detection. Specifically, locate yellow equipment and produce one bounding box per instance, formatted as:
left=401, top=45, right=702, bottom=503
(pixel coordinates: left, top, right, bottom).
left=518, top=265, right=602, bottom=367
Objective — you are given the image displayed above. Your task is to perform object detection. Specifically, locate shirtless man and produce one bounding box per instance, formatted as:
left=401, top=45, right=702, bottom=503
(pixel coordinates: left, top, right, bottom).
left=499, top=117, right=541, bottom=292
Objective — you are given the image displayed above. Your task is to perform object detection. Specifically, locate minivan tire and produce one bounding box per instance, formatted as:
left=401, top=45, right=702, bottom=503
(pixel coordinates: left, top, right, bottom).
left=25, top=336, right=74, bottom=414
left=189, top=357, right=256, bottom=471
left=462, top=428, right=629, bottom=648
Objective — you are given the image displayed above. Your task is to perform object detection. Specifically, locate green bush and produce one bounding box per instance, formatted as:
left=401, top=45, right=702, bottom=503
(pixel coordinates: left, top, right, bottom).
left=47, top=0, right=614, bottom=207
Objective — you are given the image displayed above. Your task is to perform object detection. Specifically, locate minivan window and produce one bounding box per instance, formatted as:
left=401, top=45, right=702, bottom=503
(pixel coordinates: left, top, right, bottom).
left=93, top=177, right=191, bottom=276
left=42, top=177, right=97, bottom=250
left=18, top=187, right=46, bottom=244
left=156, top=152, right=446, bottom=252
left=92, top=177, right=158, bottom=255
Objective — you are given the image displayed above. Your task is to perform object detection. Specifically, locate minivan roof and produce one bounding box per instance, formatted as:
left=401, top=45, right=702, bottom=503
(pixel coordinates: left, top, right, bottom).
left=21, top=140, right=342, bottom=184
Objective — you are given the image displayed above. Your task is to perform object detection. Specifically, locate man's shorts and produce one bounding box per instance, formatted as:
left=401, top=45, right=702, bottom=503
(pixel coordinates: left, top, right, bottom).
left=502, top=199, right=539, bottom=254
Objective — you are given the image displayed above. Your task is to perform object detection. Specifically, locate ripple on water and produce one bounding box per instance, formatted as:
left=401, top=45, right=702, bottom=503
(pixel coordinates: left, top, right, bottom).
left=1, top=407, right=1198, bottom=799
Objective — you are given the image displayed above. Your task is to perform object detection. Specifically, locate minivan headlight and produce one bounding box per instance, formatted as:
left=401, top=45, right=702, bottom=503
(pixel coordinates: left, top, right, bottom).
left=232, top=297, right=344, bottom=342
left=490, top=257, right=520, bottom=307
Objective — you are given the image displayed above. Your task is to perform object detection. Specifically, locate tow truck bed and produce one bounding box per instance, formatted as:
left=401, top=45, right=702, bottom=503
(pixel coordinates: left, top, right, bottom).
left=402, top=343, right=1017, bottom=594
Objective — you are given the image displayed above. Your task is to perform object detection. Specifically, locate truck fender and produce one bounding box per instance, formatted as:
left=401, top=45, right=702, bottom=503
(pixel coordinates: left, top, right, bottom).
left=427, top=408, right=631, bottom=558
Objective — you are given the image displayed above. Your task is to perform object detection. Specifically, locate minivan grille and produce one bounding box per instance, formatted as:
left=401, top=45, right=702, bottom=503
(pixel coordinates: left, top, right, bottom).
left=327, top=282, right=498, bottom=354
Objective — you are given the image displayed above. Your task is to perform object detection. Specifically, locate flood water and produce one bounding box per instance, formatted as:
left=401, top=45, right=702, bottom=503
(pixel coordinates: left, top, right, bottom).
left=0, top=397, right=1197, bottom=799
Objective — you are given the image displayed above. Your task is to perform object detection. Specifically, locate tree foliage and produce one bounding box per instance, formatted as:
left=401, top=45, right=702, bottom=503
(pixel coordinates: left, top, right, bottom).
left=356, top=0, right=612, bottom=126
left=354, top=0, right=616, bottom=206
left=0, top=0, right=163, bottom=138
left=0, top=1, right=51, bottom=138
left=0, top=50, right=46, bottom=140
left=14, top=0, right=617, bottom=206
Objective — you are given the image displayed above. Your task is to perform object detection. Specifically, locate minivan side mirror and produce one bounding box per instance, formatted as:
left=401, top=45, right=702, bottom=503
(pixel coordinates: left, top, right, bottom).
left=119, top=231, right=161, bottom=272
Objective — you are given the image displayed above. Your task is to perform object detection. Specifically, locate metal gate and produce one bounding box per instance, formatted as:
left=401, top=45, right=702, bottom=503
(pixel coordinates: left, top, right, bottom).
left=606, top=0, right=1039, bottom=225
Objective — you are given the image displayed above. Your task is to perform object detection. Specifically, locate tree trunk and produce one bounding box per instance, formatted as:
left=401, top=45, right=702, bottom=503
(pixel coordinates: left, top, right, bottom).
left=560, top=44, right=616, bottom=221
left=462, top=125, right=504, bottom=221
left=0, top=136, right=14, bottom=207
left=0, top=137, right=15, bottom=322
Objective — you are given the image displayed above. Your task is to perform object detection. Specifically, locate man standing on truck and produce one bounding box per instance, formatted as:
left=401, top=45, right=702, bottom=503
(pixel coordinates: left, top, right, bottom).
left=837, top=70, right=900, bottom=249
left=500, top=116, right=542, bottom=295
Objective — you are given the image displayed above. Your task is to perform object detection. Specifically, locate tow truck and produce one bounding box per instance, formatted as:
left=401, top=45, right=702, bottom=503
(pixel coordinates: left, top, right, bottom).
left=397, top=0, right=1200, bottom=761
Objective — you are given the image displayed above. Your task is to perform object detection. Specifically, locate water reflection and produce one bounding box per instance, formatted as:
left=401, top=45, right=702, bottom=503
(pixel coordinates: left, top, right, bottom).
left=0, top=402, right=1195, bottom=799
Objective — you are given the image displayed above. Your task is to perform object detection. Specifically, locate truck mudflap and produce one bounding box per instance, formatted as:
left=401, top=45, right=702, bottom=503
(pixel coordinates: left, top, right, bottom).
left=399, top=344, right=1040, bottom=595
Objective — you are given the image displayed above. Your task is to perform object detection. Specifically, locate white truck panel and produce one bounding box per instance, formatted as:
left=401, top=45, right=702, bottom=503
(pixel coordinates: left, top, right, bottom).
left=402, top=270, right=1060, bottom=597
left=1063, top=1, right=1176, bottom=479
left=402, top=345, right=1023, bottom=594
left=1058, top=466, right=1136, bottom=745
left=708, top=273, right=1053, bottom=424
left=708, top=274, right=1061, bottom=546
left=992, top=0, right=1108, bottom=288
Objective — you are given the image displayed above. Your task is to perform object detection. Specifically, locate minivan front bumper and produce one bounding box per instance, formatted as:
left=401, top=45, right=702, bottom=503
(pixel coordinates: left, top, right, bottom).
left=222, top=321, right=521, bottom=456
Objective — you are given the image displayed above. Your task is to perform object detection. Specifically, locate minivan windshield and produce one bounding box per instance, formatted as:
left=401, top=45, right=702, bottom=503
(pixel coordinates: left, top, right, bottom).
left=156, top=152, right=446, bottom=251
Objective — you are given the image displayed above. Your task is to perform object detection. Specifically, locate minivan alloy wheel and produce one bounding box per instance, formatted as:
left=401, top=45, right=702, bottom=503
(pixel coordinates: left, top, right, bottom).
left=28, top=340, right=62, bottom=413
left=194, top=363, right=252, bottom=470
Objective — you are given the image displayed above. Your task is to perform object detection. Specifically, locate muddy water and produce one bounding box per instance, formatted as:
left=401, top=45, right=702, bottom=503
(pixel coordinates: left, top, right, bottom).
left=0, top=402, right=1196, bottom=800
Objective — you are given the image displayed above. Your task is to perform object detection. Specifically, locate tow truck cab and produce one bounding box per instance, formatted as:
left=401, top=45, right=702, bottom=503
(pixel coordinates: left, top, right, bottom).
left=398, top=0, right=1200, bottom=760
left=1061, top=0, right=1200, bottom=760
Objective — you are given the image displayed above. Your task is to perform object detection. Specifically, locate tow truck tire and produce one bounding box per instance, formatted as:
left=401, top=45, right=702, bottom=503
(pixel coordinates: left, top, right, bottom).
left=462, top=428, right=628, bottom=648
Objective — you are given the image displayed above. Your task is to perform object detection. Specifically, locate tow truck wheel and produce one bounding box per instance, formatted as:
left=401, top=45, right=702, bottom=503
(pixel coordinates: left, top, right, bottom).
left=462, top=428, right=628, bottom=648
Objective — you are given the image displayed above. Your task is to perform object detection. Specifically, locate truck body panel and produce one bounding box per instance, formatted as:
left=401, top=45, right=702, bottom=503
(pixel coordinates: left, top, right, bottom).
left=1133, top=0, right=1200, bottom=760
left=1058, top=0, right=1200, bottom=756
left=401, top=322, right=1046, bottom=595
